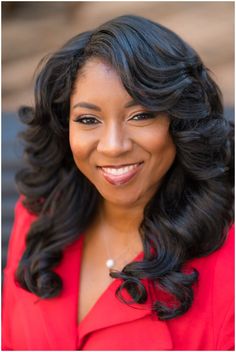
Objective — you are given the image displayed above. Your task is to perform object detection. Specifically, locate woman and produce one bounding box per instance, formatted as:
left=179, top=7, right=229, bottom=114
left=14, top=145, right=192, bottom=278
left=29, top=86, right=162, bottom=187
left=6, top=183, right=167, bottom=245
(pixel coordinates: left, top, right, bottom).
left=2, top=15, right=234, bottom=350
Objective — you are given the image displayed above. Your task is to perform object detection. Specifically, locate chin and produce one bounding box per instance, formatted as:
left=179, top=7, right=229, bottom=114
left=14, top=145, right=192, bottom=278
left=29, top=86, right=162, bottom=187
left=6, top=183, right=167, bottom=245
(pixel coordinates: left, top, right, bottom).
left=101, top=190, right=144, bottom=207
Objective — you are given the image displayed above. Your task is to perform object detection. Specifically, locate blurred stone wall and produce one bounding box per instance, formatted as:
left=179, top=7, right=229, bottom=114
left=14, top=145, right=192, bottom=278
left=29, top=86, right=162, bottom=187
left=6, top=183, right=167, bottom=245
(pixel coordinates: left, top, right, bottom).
left=2, top=1, right=234, bottom=111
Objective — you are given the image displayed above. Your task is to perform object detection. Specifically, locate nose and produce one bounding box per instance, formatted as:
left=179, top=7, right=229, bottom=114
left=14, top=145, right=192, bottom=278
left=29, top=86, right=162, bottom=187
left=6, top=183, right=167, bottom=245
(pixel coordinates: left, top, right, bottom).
left=97, top=121, right=132, bottom=157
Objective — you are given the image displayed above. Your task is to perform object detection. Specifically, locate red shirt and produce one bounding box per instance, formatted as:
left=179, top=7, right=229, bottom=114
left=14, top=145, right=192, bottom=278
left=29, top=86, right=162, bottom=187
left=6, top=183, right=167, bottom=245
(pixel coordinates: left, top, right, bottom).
left=2, top=199, right=234, bottom=350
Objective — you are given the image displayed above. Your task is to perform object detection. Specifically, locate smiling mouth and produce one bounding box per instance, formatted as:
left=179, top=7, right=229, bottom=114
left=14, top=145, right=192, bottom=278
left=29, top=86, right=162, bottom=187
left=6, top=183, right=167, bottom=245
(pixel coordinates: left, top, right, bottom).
left=98, top=162, right=144, bottom=185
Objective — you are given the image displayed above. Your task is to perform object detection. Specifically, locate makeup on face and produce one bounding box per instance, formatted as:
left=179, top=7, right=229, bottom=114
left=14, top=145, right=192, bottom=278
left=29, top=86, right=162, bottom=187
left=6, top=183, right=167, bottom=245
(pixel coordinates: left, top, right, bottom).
left=98, top=162, right=144, bottom=186
left=69, top=58, right=176, bottom=207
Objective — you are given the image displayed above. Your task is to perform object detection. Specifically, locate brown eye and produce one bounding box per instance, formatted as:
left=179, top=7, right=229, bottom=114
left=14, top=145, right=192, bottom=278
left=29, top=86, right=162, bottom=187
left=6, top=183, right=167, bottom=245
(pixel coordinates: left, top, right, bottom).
left=74, top=116, right=101, bottom=125
left=130, top=113, right=156, bottom=121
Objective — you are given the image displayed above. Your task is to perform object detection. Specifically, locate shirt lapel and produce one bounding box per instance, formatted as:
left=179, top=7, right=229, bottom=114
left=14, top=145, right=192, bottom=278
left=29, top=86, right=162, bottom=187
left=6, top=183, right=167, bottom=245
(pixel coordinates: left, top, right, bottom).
left=78, top=276, right=173, bottom=350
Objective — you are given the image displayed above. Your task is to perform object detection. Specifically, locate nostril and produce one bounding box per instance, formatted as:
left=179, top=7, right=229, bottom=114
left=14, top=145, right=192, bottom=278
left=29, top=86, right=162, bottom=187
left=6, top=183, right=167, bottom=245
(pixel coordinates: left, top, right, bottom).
left=97, top=136, right=132, bottom=156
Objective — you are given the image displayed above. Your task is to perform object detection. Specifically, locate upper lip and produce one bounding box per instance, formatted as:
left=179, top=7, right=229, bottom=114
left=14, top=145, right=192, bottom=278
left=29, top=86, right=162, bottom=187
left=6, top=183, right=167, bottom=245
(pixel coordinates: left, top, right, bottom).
left=98, top=162, right=143, bottom=168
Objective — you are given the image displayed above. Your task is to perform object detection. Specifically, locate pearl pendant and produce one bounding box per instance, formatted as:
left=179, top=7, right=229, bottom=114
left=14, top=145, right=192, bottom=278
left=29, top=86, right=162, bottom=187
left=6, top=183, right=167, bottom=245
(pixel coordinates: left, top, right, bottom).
left=106, top=258, right=115, bottom=269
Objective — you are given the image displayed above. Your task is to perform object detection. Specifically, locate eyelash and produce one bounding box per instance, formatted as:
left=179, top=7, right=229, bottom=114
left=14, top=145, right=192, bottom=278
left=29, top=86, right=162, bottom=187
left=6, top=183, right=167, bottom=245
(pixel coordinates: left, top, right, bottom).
left=75, top=117, right=100, bottom=125
left=74, top=112, right=156, bottom=125
left=129, top=112, right=156, bottom=121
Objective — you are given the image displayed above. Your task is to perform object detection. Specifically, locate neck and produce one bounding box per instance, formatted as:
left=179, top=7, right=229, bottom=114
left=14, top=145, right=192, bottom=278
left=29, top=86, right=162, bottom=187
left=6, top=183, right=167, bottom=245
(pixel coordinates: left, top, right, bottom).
left=97, top=199, right=145, bottom=240
left=84, top=199, right=146, bottom=270
left=98, top=200, right=144, bottom=268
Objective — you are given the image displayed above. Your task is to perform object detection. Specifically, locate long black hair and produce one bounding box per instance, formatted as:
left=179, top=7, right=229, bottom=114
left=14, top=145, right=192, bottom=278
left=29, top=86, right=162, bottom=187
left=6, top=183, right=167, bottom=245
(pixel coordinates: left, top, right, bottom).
left=15, top=15, right=234, bottom=320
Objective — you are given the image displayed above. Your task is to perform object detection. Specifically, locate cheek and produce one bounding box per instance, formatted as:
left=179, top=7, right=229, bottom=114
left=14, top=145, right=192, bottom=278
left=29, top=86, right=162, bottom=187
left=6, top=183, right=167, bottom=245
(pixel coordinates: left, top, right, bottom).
left=149, top=131, right=176, bottom=169
left=69, top=134, right=94, bottom=178
left=69, top=127, right=95, bottom=162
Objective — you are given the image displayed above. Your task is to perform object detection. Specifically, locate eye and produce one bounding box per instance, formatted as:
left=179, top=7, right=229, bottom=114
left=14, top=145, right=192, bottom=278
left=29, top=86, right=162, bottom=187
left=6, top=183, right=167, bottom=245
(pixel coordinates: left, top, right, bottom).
left=130, top=112, right=157, bottom=121
left=74, top=116, right=101, bottom=125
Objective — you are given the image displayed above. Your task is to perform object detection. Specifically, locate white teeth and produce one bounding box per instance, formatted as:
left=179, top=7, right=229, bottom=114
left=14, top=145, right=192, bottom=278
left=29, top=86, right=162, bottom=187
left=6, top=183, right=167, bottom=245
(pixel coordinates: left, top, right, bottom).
left=102, top=164, right=139, bottom=176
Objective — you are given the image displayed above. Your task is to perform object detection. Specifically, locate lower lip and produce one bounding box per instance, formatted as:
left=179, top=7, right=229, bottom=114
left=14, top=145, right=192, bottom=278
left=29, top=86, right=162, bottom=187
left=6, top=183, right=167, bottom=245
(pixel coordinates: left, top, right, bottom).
left=98, top=163, right=144, bottom=186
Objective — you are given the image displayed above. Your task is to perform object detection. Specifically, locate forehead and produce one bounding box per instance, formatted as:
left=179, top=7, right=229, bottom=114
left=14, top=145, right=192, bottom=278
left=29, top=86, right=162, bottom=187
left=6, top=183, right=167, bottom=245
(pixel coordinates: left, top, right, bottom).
left=71, top=58, right=132, bottom=104
left=79, top=58, right=114, bottom=77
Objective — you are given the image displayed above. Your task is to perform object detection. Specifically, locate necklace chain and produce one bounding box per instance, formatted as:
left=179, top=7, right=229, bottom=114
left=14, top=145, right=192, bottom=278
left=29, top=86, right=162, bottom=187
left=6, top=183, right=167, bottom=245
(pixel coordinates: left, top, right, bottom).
left=102, top=232, right=138, bottom=271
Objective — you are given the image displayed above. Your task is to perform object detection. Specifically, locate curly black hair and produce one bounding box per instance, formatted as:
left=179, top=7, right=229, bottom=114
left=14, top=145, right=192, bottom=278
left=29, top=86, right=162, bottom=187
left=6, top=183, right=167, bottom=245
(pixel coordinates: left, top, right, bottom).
left=15, top=15, right=234, bottom=320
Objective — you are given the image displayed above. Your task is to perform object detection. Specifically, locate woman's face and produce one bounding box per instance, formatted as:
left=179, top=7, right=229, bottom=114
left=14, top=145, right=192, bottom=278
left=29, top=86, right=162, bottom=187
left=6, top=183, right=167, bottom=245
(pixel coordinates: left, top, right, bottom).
left=69, top=58, right=176, bottom=208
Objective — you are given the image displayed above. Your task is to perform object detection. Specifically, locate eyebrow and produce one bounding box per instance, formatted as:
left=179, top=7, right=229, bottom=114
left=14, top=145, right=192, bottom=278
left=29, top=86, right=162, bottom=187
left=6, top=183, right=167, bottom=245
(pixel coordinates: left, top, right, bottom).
left=72, top=100, right=140, bottom=111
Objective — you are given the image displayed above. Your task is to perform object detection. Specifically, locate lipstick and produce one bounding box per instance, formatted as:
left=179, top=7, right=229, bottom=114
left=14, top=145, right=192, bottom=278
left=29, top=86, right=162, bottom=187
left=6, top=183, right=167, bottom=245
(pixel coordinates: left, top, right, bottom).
left=98, top=162, right=143, bottom=185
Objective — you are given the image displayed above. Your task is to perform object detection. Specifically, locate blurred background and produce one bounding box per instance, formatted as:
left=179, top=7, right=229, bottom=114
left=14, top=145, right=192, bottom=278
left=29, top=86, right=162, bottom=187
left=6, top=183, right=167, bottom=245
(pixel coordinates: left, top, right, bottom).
left=2, top=1, right=234, bottom=270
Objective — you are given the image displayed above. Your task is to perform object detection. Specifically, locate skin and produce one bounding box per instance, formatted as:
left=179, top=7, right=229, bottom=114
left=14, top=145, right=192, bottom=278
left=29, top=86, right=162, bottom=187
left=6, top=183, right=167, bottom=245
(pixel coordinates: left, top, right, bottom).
left=69, top=58, right=176, bottom=223
left=69, top=58, right=176, bottom=322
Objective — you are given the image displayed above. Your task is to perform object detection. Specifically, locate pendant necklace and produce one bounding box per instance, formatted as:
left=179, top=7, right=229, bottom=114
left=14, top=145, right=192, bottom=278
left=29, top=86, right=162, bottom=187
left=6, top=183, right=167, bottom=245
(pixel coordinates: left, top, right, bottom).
left=102, top=232, right=138, bottom=271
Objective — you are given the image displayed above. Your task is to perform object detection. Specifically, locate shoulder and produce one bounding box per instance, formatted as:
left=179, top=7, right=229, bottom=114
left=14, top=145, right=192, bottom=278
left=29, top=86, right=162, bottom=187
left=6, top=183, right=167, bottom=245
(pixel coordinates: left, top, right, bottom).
left=212, top=224, right=234, bottom=293
left=211, top=225, right=234, bottom=349
left=191, top=224, right=234, bottom=298
left=204, top=224, right=233, bottom=292
left=4, top=197, right=37, bottom=272
left=189, top=225, right=234, bottom=349
left=190, top=224, right=234, bottom=284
